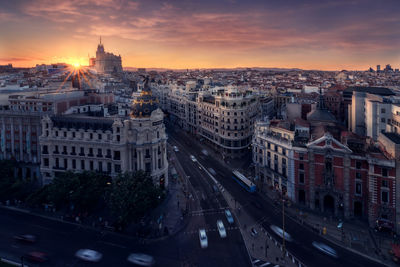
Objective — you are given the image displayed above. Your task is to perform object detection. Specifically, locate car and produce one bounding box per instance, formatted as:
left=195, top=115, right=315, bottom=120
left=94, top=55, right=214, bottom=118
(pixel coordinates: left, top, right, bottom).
left=212, top=185, right=219, bottom=193
left=127, top=253, right=155, bottom=266
left=225, top=209, right=234, bottom=224
left=75, top=249, right=103, bottom=262
left=25, top=251, right=48, bottom=263
left=270, top=225, right=293, bottom=242
left=14, top=234, right=36, bottom=243
left=208, top=168, right=216, bottom=176
left=217, top=220, right=227, bottom=238
left=201, top=149, right=209, bottom=156
left=251, top=227, right=258, bottom=237
left=190, top=155, right=197, bottom=162
left=199, top=229, right=208, bottom=248
left=173, top=146, right=179, bottom=152
left=312, top=241, right=338, bottom=258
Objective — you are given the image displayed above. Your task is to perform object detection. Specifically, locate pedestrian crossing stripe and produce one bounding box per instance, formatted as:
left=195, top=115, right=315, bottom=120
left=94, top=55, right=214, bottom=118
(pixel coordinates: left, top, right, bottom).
left=183, top=226, right=239, bottom=235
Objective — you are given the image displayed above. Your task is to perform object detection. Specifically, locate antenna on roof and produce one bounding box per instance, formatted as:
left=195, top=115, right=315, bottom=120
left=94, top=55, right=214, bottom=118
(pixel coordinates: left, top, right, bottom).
left=100, top=36, right=102, bottom=44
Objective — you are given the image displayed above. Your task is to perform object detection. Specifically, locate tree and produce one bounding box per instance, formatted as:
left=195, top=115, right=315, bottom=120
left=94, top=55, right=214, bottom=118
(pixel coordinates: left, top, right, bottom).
left=107, top=171, right=164, bottom=226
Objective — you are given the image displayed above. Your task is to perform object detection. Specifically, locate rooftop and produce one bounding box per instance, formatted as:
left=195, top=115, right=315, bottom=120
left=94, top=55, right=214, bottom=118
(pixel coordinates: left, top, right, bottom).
left=382, top=132, right=400, bottom=144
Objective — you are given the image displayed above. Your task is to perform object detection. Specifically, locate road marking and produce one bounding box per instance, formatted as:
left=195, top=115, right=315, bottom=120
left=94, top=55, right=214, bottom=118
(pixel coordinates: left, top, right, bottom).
left=252, top=259, right=261, bottom=263
left=259, top=262, right=271, bottom=267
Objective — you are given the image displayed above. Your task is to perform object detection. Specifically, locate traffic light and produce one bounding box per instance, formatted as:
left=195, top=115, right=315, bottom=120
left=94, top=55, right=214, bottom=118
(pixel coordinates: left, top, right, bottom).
left=323, top=227, right=327, bottom=235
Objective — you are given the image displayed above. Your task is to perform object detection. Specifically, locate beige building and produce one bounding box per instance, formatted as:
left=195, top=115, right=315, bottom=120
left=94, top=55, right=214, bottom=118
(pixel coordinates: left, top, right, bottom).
left=40, top=83, right=168, bottom=186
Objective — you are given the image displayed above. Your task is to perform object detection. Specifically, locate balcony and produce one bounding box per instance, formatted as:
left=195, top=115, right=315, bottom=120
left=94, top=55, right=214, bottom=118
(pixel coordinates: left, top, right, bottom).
left=105, top=154, right=112, bottom=159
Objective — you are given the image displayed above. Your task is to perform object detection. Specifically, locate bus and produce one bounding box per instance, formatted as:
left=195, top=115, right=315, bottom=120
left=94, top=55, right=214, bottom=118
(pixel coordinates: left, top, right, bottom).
left=232, top=170, right=256, bottom=193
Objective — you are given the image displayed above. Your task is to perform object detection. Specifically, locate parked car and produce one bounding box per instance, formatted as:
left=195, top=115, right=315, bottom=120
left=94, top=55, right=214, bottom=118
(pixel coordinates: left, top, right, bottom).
left=312, top=241, right=338, bottom=258
left=190, top=155, right=197, bottom=162
left=25, top=251, right=48, bottom=263
left=270, top=225, right=293, bottom=242
left=225, top=209, right=234, bottom=224
left=75, top=249, right=103, bottom=262
left=127, top=253, right=155, bottom=266
left=212, top=185, right=219, bottom=193
left=199, top=229, right=208, bottom=248
left=217, top=220, right=227, bottom=238
left=14, top=234, right=36, bottom=243
left=208, top=168, right=216, bottom=176
left=173, top=146, right=179, bottom=152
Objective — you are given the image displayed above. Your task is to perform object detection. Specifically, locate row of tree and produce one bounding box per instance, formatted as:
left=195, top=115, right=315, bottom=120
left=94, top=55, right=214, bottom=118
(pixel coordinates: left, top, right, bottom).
left=0, top=160, right=165, bottom=227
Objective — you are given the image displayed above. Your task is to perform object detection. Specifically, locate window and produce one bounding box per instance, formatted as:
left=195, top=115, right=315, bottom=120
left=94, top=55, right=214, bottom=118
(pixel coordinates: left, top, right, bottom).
left=382, top=180, right=389, bottom=188
left=107, top=162, right=112, bottom=173
left=282, top=148, right=286, bottom=156
left=117, top=135, right=120, bottom=142
left=72, top=132, right=75, bottom=138
left=90, top=161, right=94, bottom=171
left=71, top=146, right=76, bottom=155
left=267, top=142, right=270, bottom=149
left=63, top=131, right=67, bottom=137
left=356, top=172, right=361, bottom=179
left=97, top=148, right=102, bottom=157
left=72, top=159, right=76, bottom=169
left=355, top=182, right=362, bottom=195
left=64, top=159, right=68, bottom=169
left=81, top=160, right=85, bottom=170
left=381, top=118, right=386, bottom=123
left=80, top=147, right=84, bottom=156
left=382, top=168, right=388, bottom=177
left=44, top=158, right=49, bottom=167
left=89, top=148, right=93, bottom=156
left=356, top=161, right=362, bottom=169
left=299, top=173, right=304, bottom=184
left=42, top=145, right=48, bottom=154
left=382, top=191, right=389, bottom=203
left=274, top=145, right=278, bottom=152
left=98, top=134, right=102, bottom=140
left=55, top=131, right=58, bottom=137
left=299, top=153, right=304, bottom=160
left=90, top=133, right=93, bottom=139
left=381, top=108, right=386, bottom=113
left=299, top=163, right=304, bottom=170
left=114, top=150, right=121, bottom=160
left=98, top=162, right=103, bottom=172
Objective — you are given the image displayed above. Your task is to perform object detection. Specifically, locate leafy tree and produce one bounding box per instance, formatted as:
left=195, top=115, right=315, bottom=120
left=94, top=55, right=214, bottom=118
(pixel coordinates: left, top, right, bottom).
left=107, top=171, right=164, bottom=226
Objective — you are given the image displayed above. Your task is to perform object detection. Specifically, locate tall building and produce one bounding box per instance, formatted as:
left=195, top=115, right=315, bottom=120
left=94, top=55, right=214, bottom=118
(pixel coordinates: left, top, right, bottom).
left=40, top=78, right=168, bottom=187
left=94, top=37, right=123, bottom=74
left=377, top=65, right=381, bottom=72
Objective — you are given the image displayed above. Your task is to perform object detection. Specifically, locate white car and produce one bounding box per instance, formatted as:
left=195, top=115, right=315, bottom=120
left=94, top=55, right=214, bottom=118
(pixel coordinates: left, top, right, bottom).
left=201, top=149, right=209, bottom=156
left=225, top=209, right=234, bottom=224
left=199, top=229, right=208, bottom=248
left=312, top=241, right=338, bottom=258
left=75, top=249, right=102, bottom=262
left=173, top=146, right=179, bottom=152
left=127, top=253, right=155, bottom=266
left=270, top=225, right=293, bottom=242
left=190, top=155, right=197, bottom=162
left=217, top=220, right=227, bottom=238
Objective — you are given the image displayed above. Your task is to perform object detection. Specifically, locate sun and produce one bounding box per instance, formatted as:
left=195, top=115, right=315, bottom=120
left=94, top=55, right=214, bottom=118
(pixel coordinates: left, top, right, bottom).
left=72, top=62, right=81, bottom=68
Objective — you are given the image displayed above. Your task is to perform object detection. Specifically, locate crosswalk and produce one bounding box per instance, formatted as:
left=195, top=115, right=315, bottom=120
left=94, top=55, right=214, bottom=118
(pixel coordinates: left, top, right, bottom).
left=189, top=208, right=228, bottom=217
left=252, top=258, right=278, bottom=267
left=184, top=226, right=239, bottom=235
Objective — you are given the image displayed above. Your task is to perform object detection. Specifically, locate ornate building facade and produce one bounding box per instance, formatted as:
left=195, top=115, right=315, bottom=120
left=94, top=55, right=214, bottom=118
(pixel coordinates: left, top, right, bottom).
left=40, top=80, right=168, bottom=187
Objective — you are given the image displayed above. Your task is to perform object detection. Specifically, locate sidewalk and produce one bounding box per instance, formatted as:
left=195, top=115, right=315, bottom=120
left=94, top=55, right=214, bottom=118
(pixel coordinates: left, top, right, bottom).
left=258, top=183, right=393, bottom=266
left=221, top=186, right=301, bottom=267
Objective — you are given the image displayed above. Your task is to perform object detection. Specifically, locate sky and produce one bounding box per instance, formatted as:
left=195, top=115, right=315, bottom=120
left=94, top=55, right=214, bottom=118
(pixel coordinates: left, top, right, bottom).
left=0, top=0, right=399, bottom=70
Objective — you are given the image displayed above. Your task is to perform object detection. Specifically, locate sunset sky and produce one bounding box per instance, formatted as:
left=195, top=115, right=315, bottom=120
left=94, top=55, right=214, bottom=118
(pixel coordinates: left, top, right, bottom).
left=0, top=0, right=399, bottom=70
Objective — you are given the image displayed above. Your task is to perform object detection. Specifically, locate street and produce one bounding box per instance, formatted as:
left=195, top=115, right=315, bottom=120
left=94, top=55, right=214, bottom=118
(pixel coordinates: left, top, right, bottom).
left=166, top=122, right=386, bottom=267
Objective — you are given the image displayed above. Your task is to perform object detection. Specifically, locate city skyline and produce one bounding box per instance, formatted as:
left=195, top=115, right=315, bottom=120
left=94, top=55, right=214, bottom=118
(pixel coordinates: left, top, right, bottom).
left=0, top=0, right=399, bottom=70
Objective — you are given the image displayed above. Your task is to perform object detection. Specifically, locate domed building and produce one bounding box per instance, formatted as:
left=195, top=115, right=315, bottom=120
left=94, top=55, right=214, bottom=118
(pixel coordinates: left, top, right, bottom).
left=40, top=77, right=168, bottom=187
